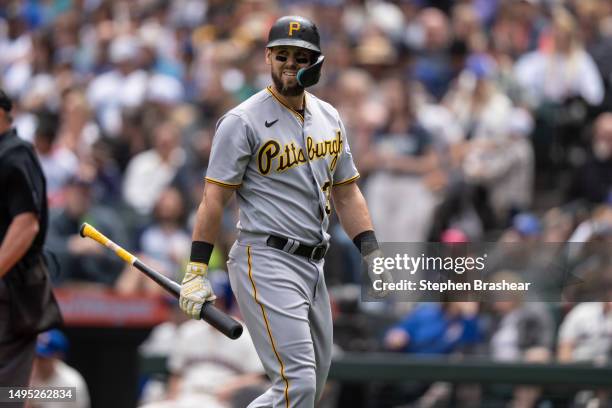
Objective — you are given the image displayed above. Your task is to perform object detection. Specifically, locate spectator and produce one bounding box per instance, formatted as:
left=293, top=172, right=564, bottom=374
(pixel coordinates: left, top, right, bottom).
left=486, top=271, right=555, bottom=408
left=362, top=76, right=440, bottom=242
left=140, top=272, right=266, bottom=408
left=514, top=6, right=604, bottom=108
left=567, top=112, right=612, bottom=204
left=587, top=2, right=612, bottom=109
left=32, top=111, right=78, bottom=207
left=381, top=302, right=482, bottom=406
left=557, top=299, right=612, bottom=408
left=86, top=35, right=148, bottom=137
left=79, top=139, right=123, bottom=206
left=0, top=12, right=33, bottom=98
left=30, top=329, right=91, bottom=408
left=488, top=300, right=554, bottom=361
left=46, top=175, right=127, bottom=285
left=445, top=54, right=526, bottom=225
left=116, top=187, right=190, bottom=295
left=122, top=120, right=186, bottom=216
left=411, top=8, right=456, bottom=101
left=56, top=87, right=100, bottom=155
left=558, top=301, right=612, bottom=363
left=384, top=302, right=482, bottom=354
left=171, top=127, right=213, bottom=210
left=140, top=186, right=190, bottom=277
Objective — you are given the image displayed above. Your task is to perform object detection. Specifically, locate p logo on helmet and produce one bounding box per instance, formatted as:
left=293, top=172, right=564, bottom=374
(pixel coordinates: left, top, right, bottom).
left=288, top=22, right=301, bottom=36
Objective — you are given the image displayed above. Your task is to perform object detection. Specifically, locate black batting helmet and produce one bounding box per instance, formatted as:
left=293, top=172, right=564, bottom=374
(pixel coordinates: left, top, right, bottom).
left=267, top=15, right=321, bottom=53
left=267, top=15, right=325, bottom=87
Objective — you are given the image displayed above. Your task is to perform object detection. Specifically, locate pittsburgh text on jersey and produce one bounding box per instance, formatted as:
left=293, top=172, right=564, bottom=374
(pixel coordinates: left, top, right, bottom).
left=257, top=130, right=343, bottom=175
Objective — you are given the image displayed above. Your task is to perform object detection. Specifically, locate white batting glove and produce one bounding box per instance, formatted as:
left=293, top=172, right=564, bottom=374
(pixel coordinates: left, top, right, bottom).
left=179, top=262, right=216, bottom=319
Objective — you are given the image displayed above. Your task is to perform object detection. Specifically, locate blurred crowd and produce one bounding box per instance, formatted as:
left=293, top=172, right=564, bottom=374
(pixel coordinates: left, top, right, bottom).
left=2, top=0, right=612, bottom=406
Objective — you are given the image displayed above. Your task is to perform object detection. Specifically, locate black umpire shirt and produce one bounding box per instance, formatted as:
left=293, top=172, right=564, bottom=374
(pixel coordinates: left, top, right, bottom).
left=0, top=129, right=48, bottom=269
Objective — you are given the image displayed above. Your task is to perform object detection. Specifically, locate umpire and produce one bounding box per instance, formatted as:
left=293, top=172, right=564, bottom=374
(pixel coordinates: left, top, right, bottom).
left=0, top=89, right=62, bottom=392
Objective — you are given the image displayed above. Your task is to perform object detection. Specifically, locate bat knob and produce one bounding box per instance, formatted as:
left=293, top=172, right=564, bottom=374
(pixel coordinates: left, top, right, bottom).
left=201, top=302, right=244, bottom=339
left=79, top=223, right=88, bottom=238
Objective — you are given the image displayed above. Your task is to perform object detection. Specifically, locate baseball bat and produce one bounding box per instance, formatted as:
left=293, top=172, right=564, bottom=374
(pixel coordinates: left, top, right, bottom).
left=79, top=222, right=243, bottom=340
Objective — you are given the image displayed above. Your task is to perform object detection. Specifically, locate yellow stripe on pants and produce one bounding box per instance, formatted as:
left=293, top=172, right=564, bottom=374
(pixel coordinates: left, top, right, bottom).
left=247, top=245, right=291, bottom=408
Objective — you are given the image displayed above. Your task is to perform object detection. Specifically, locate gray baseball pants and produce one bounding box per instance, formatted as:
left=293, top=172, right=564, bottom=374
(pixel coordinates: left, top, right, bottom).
left=227, top=234, right=333, bottom=408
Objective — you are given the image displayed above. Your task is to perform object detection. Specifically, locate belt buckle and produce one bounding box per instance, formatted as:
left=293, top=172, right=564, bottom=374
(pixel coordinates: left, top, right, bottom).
left=311, top=245, right=326, bottom=261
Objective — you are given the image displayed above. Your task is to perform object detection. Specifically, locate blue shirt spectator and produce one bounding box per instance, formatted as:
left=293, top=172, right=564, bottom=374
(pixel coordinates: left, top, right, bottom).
left=384, top=302, right=482, bottom=354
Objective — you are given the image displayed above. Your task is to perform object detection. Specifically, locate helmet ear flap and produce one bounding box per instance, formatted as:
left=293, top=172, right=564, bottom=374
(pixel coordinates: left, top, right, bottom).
left=297, top=55, right=325, bottom=88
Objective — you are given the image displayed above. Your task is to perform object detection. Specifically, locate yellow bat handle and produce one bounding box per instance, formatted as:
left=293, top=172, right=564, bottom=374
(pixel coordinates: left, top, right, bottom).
left=79, top=222, right=137, bottom=265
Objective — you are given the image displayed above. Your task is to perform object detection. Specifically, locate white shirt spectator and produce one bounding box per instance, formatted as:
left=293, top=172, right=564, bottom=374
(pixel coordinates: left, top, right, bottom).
left=558, top=302, right=612, bottom=362
left=122, top=148, right=185, bottom=215
left=87, top=69, right=149, bottom=136
left=30, top=360, right=91, bottom=408
left=168, top=320, right=264, bottom=397
left=514, top=50, right=604, bottom=106
left=0, top=32, right=32, bottom=97
left=38, top=146, right=79, bottom=197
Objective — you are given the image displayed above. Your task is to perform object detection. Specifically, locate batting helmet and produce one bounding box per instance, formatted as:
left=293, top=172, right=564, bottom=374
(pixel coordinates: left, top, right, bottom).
left=267, top=15, right=325, bottom=88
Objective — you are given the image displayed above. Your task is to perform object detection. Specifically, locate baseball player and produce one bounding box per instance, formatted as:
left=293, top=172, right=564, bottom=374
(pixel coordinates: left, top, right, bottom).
left=179, top=16, right=383, bottom=407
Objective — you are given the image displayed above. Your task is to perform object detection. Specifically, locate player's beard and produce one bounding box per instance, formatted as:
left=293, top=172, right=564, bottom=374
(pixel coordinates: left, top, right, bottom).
left=271, top=69, right=304, bottom=97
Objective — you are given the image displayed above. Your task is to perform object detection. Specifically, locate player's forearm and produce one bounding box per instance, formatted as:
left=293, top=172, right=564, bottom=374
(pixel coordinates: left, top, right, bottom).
left=0, top=212, right=39, bottom=277
left=332, top=182, right=373, bottom=239
left=192, top=183, right=234, bottom=244
left=192, top=200, right=223, bottom=243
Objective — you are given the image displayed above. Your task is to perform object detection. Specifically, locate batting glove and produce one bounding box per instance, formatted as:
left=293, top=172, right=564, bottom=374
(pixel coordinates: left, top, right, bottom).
left=179, top=261, right=216, bottom=319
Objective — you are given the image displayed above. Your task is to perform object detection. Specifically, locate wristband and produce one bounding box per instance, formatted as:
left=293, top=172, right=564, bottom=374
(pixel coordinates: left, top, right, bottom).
left=190, top=241, right=214, bottom=264
left=352, top=230, right=379, bottom=256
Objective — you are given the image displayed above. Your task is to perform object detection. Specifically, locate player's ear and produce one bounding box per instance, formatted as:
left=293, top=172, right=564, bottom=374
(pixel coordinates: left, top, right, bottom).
left=265, top=48, right=272, bottom=65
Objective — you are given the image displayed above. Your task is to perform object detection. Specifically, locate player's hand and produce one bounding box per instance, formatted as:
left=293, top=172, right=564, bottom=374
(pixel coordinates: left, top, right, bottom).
left=364, top=249, right=394, bottom=298
left=179, top=262, right=216, bottom=319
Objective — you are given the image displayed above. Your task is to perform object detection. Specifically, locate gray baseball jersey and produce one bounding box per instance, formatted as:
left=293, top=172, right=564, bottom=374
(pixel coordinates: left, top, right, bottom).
left=205, top=86, right=359, bottom=245
left=205, top=86, right=359, bottom=407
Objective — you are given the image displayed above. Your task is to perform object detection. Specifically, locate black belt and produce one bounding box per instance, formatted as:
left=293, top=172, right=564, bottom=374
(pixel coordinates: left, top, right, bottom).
left=266, top=235, right=328, bottom=261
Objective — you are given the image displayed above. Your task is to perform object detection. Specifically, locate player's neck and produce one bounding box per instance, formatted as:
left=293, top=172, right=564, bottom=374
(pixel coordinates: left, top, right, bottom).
left=273, top=88, right=305, bottom=111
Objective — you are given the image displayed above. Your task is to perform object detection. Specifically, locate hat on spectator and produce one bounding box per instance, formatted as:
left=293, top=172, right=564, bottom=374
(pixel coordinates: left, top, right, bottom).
left=36, top=329, right=68, bottom=358
left=513, top=213, right=542, bottom=236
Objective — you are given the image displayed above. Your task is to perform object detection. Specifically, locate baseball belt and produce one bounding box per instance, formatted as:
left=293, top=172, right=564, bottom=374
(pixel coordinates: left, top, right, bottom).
left=266, top=235, right=327, bottom=261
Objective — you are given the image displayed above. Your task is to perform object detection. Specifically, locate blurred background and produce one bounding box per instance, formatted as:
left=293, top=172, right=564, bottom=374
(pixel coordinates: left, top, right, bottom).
left=3, top=0, right=612, bottom=407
